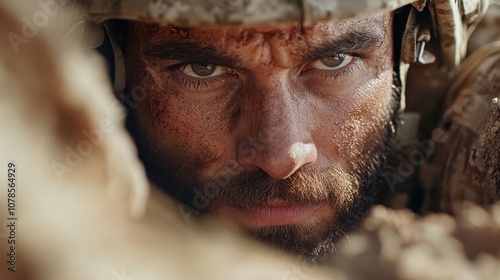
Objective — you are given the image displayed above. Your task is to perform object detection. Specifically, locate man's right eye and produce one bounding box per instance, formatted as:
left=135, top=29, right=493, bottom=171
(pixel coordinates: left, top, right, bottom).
left=309, top=54, right=354, bottom=71
left=180, top=63, right=228, bottom=78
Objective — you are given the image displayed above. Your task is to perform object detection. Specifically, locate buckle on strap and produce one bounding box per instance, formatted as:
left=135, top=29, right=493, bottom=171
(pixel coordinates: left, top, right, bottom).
left=417, top=41, right=436, bottom=65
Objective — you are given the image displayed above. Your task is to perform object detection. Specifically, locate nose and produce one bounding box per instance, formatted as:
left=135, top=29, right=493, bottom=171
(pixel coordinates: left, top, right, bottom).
left=236, top=76, right=317, bottom=179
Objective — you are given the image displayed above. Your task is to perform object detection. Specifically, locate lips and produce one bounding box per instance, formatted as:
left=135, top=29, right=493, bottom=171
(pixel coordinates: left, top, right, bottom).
left=218, top=199, right=323, bottom=227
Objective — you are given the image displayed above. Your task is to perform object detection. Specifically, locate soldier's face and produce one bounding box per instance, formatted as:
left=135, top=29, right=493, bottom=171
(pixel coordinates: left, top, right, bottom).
left=126, top=13, right=398, bottom=261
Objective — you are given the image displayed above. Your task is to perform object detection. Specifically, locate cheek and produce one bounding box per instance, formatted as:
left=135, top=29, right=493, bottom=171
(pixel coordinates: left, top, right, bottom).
left=137, top=69, right=232, bottom=175
left=313, top=70, right=394, bottom=166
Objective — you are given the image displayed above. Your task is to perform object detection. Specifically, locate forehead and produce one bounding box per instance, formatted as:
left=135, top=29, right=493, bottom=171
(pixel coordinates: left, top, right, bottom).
left=139, top=13, right=389, bottom=44
left=134, top=13, right=391, bottom=67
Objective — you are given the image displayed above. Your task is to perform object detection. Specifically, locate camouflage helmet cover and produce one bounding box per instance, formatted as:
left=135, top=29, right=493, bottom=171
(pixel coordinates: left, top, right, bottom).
left=82, top=0, right=417, bottom=26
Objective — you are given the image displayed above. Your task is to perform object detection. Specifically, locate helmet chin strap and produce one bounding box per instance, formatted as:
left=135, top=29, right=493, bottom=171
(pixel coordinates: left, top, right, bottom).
left=103, top=22, right=127, bottom=100
left=66, top=20, right=126, bottom=99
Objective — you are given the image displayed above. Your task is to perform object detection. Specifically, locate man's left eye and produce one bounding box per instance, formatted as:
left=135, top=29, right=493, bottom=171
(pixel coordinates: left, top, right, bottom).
left=180, top=63, right=228, bottom=78
left=309, top=54, right=353, bottom=70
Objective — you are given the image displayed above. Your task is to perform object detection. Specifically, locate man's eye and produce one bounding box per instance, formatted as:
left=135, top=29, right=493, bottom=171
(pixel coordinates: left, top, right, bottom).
left=310, top=54, right=353, bottom=70
left=180, top=63, right=227, bottom=78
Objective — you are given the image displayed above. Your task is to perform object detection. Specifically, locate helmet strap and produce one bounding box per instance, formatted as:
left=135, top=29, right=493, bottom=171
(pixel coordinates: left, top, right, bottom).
left=103, top=22, right=126, bottom=99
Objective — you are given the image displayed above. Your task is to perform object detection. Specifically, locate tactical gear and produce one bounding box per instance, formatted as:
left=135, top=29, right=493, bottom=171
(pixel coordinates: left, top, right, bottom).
left=419, top=41, right=500, bottom=213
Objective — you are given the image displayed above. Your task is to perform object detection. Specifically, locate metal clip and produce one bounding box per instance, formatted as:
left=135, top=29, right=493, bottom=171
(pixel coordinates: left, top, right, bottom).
left=417, top=41, right=436, bottom=65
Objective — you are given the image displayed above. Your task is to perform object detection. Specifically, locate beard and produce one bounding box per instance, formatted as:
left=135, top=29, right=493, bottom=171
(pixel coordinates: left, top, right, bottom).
left=126, top=73, right=402, bottom=263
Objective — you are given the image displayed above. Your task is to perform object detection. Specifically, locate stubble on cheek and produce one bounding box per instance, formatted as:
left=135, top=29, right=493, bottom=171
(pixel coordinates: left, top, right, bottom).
left=312, top=67, right=394, bottom=175
left=349, top=72, right=395, bottom=145
left=326, top=32, right=394, bottom=172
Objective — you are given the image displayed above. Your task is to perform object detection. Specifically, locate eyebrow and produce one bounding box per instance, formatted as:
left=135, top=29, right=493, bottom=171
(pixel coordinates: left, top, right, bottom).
left=142, top=40, right=238, bottom=66
left=302, top=30, right=385, bottom=63
left=142, top=29, right=385, bottom=66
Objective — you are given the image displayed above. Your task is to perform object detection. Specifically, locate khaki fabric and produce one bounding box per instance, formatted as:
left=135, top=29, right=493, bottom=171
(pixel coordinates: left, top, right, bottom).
left=420, top=41, right=500, bottom=213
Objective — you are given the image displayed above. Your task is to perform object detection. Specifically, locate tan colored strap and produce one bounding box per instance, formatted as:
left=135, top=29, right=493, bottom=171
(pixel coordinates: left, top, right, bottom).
left=394, top=112, right=421, bottom=148
left=401, top=7, right=420, bottom=64
left=64, top=20, right=105, bottom=49
left=411, top=0, right=427, bottom=11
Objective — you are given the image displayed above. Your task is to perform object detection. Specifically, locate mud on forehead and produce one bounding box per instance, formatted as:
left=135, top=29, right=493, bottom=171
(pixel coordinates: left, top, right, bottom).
left=134, top=12, right=391, bottom=49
